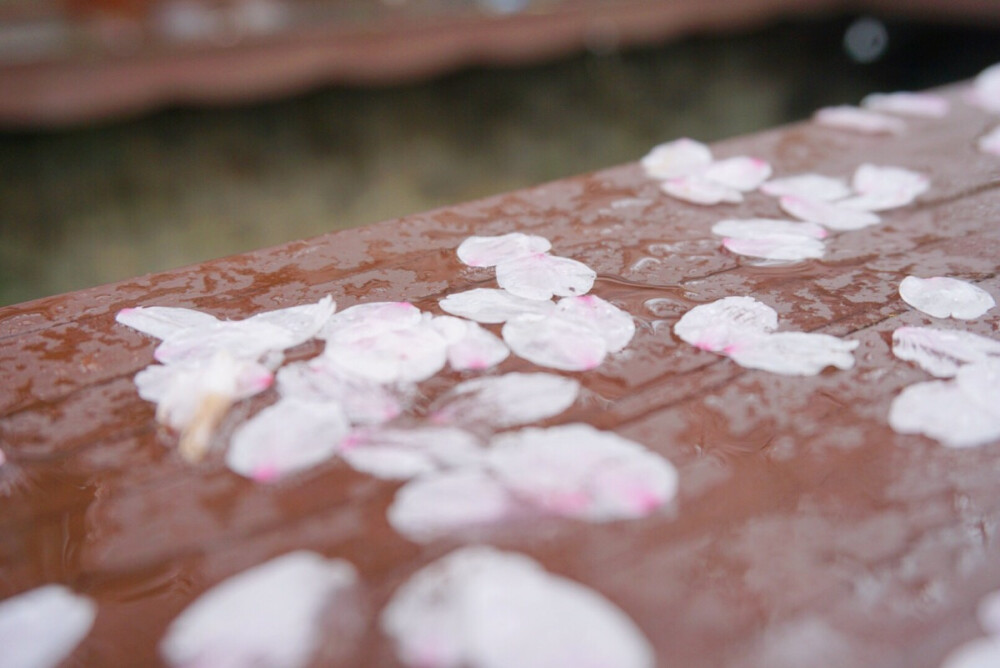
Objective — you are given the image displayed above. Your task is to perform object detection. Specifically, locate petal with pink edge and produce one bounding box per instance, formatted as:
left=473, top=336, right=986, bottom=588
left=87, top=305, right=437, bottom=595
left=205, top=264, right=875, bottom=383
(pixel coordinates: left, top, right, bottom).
left=661, top=175, right=742, bottom=206
left=674, top=296, right=778, bottom=353
left=116, top=305, right=220, bottom=340
left=431, top=316, right=510, bottom=371
left=640, top=137, right=713, bottom=180
left=555, top=294, right=635, bottom=352
left=779, top=195, right=881, bottom=231
left=726, top=331, right=859, bottom=376
left=703, top=156, right=773, bottom=191
left=456, top=233, right=552, bottom=268
left=899, top=276, right=996, bottom=320
left=387, top=471, right=516, bottom=543
left=502, top=314, right=607, bottom=371
left=160, top=551, right=360, bottom=668
left=438, top=288, right=555, bottom=324
left=487, top=424, right=678, bottom=522
left=841, top=164, right=929, bottom=211
left=980, top=126, right=1000, bottom=156
left=430, top=372, right=580, bottom=429
left=0, top=585, right=96, bottom=668
left=339, top=426, right=484, bottom=480
left=226, top=399, right=349, bottom=482
left=760, top=173, right=852, bottom=201
left=813, top=106, right=906, bottom=135
left=861, top=92, right=950, bottom=118
left=381, top=546, right=654, bottom=668
left=891, top=326, right=1000, bottom=378
left=495, top=254, right=596, bottom=301
left=323, top=323, right=449, bottom=384
left=276, top=357, right=404, bottom=425
left=319, top=301, right=422, bottom=343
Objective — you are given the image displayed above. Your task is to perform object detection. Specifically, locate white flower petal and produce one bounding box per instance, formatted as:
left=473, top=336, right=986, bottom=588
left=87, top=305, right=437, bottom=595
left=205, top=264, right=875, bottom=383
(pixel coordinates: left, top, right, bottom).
left=640, top=137, right=713, bottom=179
left=941, top=637, right=1000, bottom=668
left=323, top=322, right=448, bottom=384
left=861, top=92, right=950, bottom=118
left=980, top=125, right=1000, bottom=156
left=431, top=317, right=510, bottom=371
left=674, top=296, right=778, bottom=353
left=779, top=195, right=881, bottom=231
left=438, top=288, right=555, bottom=324
left=0, top=585, right=96, bottom=668
left=243, top=295, right=336, bottom=346
left=726, top=331, right=859, bottom=376
left=116, top=306, right=220, bottom=340
left=276, top=357, right=403, bottom=425
left=502, top=314, right=607, bottom=371
left=339, top=426, right=484, bottom=480
left=968, top=62, right=1000, bottom=113
left=555, top=295, right=635, bottom=352
left=226, top=399, right=349, bottom=482
left=154, top=320, right=297, bottom=365
left=319, top=301, right=423, bottom=343
left=381, top=546, right=654, bottom=668
left=956, top=359, right=1000, bottom=420
left=702, top=156, right=773, bottom=191
left=889, top=373, right=1000, bottom=448
left=842, top=164, right=929, bottom=212
left=487, top=424, right=678, bottom=522
left=387, top=471, right=516, bottom=543
left=160, top=551, right=359, bottom=668
left=721, top=235, right=826, bottom=261
left=712, top=218, right=828, bottom=240
left=456, top=233, right=552, bottom=268
left=430, top=372, right=580, bottom=429
left=760, top=173, right=852, bottom=201
left=661, top=175, right=742, bottom=205
left=899, top=276, right=996, bottom=320
left=813, top=105, right=907, bottom=135
left=495, top=254, right=597, bottom=301
left=977, top=589, right=1000, bottom=635
left=891, top=326, right=1000, bottom=378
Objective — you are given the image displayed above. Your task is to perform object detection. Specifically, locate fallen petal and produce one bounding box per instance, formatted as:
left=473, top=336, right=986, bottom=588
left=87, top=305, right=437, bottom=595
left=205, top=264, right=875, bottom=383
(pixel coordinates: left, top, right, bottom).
left=813, top=105, right=907, bottom=135
left=226, top=399, right=349, bottom=482
left=160, top=551, right=360, bottom=668
left=779, top=195, right=881, bottom=231
left=502, top=313, right=607, bottom=371
left=456, top=233, right=552, bottom=268
left=979, top=126, right=1000, bottom=157
left=842, top=164, right=929, bottom=211
left=555, top=294, right=635, bottom=352
left=430, top=372, right=580, bottom=429
left=968, top=62, right=1000, bottom=113
left=319, top=301, right=422, bottom=343
left=702, top=156, right=772, bottom=191
left=891, top=326, right=1000, bottom=378
left=431, top=316, right=510, bottom=371
left=381, top=546, right=655, bottom=668
left=721, top=235, right=826, bottom=261
left=861, top=91, right=950, bottom=118
left=276, top=357, right=404, bottom=425
left=116, top=305, right=220, bottom=340
left=661, top=175, right=742, bottom=205
left=941, top=637, right=1000, bottom=668
left=760, top=173, right=852, bottom=201
left=340, top=426, right=484, bottom=480
left=674, top=296, right=778, bottom=353
left=244, top=295, right=336, bottom=346
left=956, top=359, right=1000, bottom=420
left=727, top=331, right=859, bottom=376
left=154, top=320, right=297, bottom=365
left=899, top=276, right=996, bottom=320
left=495, top=253, right=597, bottom=301
left=889, top=373, right=1000, bottom=448
left=0, top=585, right=96, bottom=668
left=323, top=321, right=449, bottom=384
left=712, top=218, right=827, bottom=240
left=438, top=288, right=555, bottom=324
left=640, top=137, right=713, bottom=180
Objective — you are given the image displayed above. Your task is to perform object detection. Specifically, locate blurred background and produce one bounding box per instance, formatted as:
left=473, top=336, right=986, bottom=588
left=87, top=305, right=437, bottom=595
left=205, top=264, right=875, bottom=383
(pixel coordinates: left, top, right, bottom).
left=1, top=0, right=999, bottom=306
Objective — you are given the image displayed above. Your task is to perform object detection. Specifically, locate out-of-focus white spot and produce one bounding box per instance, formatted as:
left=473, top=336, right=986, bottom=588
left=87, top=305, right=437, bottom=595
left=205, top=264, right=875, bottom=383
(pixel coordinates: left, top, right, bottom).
left=843, top=17, right=888, bottom=64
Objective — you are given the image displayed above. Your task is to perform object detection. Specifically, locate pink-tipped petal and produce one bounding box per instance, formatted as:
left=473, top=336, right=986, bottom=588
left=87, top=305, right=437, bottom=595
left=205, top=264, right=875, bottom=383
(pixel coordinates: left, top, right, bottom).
left=502, top=313, right=607, bottom=371
left=323, top=321, right=449, bottom=384
left=431, top=317, right=510, bottom=371
left=430, top=372, right=580, bottom=429
left=661, top=175, right=742, bottom=205
left=555, top=294, right=636, bottom=352
left=319, top=301, right=422, bottom=343
left=456, top=233, right=552, bottom=268
left=899, top=276, right=996, bottom=320
left=0, top=585, right=96, bottom=668
left=779, top=195, right=881, bottom=231
left=891, top=326, right=1000, bottom=378
left=674, top=296, right=778, bottom=353
left=438, top=288, right=555, bottom=324
left=702, top=156, right=773, bottom=191
left=640, top=137, right=713, bottom=180
left=813, top=105, right=907, bottom=135
left=861, top=92, right=950, bottom=118
left=495, top=253, right=596, bottom=301
left=760, top=173, right=852, bottom=201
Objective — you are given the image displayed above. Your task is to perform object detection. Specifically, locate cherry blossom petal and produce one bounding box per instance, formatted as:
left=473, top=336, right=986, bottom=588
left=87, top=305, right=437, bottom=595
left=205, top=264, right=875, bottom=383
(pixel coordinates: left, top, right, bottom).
left=956, top=359, right=1000, bottom=420
left=495, top=254, right=596, bottom=301
left=438, top=288, right=555, bottom=324
left=387, top=471, right=517, bottom=543
left=640, top=137, right=713, bottom=179
left=891, top=326, right=1000, bottom=378
left=980, top=126, right=1000, bottom=156
left=319, top=301, right=423, bottom=343
left=674, top=296, right=778, bottom=353
left=941, top=637, right=1000, bottom=668
left=0, top=585, right=96, bottom=668
left=160, top=551, right=359, bottom=668
left=861, top=92, right=950, bottom=118
left=382, top=546, right=655, bottom=668
left=977, top=589, right=1000, bottom=635
left=243, top=295, right=336, bottom=345
left=226, top=399, right=349, bottom=482
left=813, top=105, right=907, bottom=135
left=889, top=369, right=1000, bottom=448
left=661, top=175, right=743, bottom=205
left=339, top=426, right=484, bottom=480
left=555, top=295, right=635, bottom=352
left=276, top=357, right=403, bottom=425
left=968, top=62, right=1000, bottom=113
left=726, top=332, right=859, bottom=376
left=116, top=306, right=220, bottom=340
left=488, top=424, right=678, bottom=522
left=430, top=372, right=580, bottom=429
left=502, top=314, right=607, bottom=371
left=760, top=173, right=852, bottom=201
left=154, top=320, right=298, bottom=365
left=721, top=235, right=826, bottom=261
left=456, top=233, right=552, bottom=268
left=840, top=164, right=930, bottom=211
left=712, top=218, right=828, bottom=240
left=702, top=156, right=773, bottom=191
left=899, top=276, right=996, bottom=320
left=323, top=322, right=449, bottom=384
left=779, top=194, right=881, bottom=230
left=431, top=316, right=510, bottom=371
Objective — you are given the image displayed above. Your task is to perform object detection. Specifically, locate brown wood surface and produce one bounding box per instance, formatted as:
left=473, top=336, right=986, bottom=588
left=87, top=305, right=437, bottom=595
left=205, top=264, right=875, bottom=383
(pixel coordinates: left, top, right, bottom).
left=1, top=82, right=999, bottom=666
